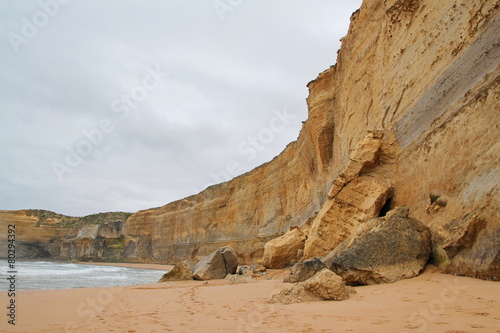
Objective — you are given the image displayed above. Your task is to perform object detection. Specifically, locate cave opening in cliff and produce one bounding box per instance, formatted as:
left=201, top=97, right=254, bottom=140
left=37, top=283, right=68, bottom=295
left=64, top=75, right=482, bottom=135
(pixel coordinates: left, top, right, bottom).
left=378, top=197, right=393, bottom=217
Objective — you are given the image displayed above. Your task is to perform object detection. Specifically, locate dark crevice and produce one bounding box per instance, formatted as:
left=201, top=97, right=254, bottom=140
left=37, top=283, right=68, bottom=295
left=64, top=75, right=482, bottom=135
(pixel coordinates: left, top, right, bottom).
left=378, top=197, right=393, bottom=217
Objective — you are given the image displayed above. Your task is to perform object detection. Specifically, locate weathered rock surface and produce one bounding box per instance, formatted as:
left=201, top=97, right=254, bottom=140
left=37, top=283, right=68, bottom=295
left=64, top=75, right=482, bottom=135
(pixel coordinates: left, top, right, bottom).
left=324, top=212, right=431, bottom=285
left=193, top=246, right=238, bottom=280
left=263, top=228, right=306, bottom=269
left=236, top=265, right=251, bottom=276
left=237, top=264, right=267, bottom=277
left=271, top=268, right=352, bottom=304
left=225, top=274, right=254, bottom=284
left=432, top=205, right=500, bottom=280
left=327, top=131, right=384, bottom=199
left=0, top=0, right=498, bottom=280
left=284, top=258, right=327, bottom=283
left=269, top=284, right=322, bottom=305
left=250, top=264, right=267, bottom=273
left=158, top=260, right=193, bottom=282
left=302, top=269, right=353, bottom=300
left=303, top=175, right=393, bottom=259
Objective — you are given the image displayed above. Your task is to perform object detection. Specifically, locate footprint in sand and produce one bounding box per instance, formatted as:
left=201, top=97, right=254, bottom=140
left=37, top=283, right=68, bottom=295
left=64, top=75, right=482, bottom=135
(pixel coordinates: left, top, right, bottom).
left=467, top=324, right=484, bottom=329
left=404, top=323, right=420, bottom=329
left=471, top=312, right=489, bottom=316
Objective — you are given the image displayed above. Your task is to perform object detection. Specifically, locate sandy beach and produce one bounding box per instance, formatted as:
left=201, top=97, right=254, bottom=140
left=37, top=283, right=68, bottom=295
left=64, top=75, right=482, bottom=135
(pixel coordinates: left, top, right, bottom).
left=1, top=264, right=499, bottom=333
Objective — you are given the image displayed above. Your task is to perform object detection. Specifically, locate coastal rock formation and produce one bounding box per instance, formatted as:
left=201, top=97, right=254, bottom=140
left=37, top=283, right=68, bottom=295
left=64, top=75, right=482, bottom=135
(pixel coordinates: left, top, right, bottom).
left=433, top=205, right=500, bottom=280
left=324, top=211, right=431, bottom=285
left=303, top=131, right=393, bottom=259
left=327, top=131, right=384, bottom=199
left=302, top=269, right=353, bottom=301
left=284, top=258, right=327, bottom=283
left=0, top=210, right=131, bottom=260
left=159, top=260, right=193, bottom=282
left=269, top=285, right=322, bottom=305
left=237, top=264, right=267, bottom=277
left=0, top=0, right=498, bottom=280
left=263, top=228, right=306, bottom=269
left=303, top=175, right=393, bottom=259
left=192, top=246, right=238, bottom=280
left=271, top=268, right=352, bottom=304
left=225, top=274, right=254, bottom=284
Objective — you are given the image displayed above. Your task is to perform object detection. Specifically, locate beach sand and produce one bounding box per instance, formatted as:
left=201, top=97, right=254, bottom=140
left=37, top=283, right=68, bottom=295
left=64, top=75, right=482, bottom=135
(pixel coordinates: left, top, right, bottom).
left=1, top=265, right=499, bottom=333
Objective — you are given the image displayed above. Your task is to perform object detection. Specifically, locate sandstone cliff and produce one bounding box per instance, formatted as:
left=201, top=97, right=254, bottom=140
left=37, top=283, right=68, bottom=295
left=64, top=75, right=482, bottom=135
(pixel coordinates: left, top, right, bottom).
left=1, top=0, right=498, bottom=279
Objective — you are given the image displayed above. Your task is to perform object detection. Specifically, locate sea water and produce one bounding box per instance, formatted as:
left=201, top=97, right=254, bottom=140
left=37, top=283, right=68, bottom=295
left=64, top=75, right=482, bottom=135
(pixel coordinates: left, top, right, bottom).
left=0, top=261, right=167, bottom=291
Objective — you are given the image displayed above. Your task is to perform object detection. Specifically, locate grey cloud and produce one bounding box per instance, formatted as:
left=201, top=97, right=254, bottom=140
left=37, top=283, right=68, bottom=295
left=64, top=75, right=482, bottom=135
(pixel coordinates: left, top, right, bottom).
left=0, top=0, right=362, bottom=216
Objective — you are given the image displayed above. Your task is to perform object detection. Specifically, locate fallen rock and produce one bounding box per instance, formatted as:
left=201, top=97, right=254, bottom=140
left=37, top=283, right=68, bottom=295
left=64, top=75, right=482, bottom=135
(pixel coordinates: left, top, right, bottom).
left=225, top=274, right=254, bottom=284
left=327, top=131, right=384, bottom=199
left=269, top=284, right=322, bottom=305
left=284, top=258, right=326, bottom=283
left=236, top=265, right=251, bottom=275
left=158, top=260, right=193, bottom=282
left=302, top=268, right=353, bottom=300
left=323, top=211, right=431, bottom=285
left=263, top=228, right=305, bottom=269
left=220, top=246, right=238, bottom=275
left=271, top=269, right=353, bottom=304
left=193, top=246, right=238, bottom=280
left=250, top=264, right=266, bottom=274
left=303, top=176, right=393, bottom=258
left=432, top=207, right=499, bottom=280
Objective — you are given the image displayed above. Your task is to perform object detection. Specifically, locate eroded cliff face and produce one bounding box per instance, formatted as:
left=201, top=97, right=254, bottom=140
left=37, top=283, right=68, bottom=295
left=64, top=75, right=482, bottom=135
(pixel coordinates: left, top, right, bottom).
left=1, top=0, right=498, bottom=278
left=0, top=210, right=131, bottom=261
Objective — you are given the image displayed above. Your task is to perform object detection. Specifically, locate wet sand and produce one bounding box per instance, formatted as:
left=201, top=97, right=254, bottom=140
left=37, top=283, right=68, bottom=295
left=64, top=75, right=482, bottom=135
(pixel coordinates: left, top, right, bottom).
left=75, top=261, right=174, bottom=271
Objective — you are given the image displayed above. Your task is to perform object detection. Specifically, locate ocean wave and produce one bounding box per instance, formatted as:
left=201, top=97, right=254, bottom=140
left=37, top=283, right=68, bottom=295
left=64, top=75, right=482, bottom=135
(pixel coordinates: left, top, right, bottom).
left=0, top=261, right=164, bottom=290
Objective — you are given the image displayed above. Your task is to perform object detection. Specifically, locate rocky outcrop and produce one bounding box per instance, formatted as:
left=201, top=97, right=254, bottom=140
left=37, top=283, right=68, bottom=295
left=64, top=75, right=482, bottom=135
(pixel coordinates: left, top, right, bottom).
left=159, top=260, right=193, bottom=282
left=327, top=131, right=385, bottom=199
left=323, top=209, right=431, bottom=285
left=225, top=274, right=254, bottom=284
left=302, top=269, right=353, bottom=300
left=432, top=205, right=500, bottom=280
left=303, top=175, right=393, bottom=259
left=263, top=228, right=306, bottom=268
left=193, top=246, right=238, bottom=280
left=283, top=258, right=327, bottom=283
left=303, top=132, right=394, bottom=259
left=0, top=0, right=498, bottom=280
left=237, top=264, right=267, bottom=276
left=0, top=210, right=131, bottom=260
left=271, top=269, right=353, bottom=304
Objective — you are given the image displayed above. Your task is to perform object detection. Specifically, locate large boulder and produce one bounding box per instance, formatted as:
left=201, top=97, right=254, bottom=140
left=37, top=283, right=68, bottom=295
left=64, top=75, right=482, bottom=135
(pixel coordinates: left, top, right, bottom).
left=302, top=269, right=352, bottom=300
left=432, top=206, right=500, bottom=280
left=263, top=228, right=306, bottom=269
left=269, top=284, right=322, bottom=305
left=220, top=246, right=238, bottom=274
left=284, top=258, right=327, bottom=283
left=270, top=269, right=353, bottom=304
left=158, top=260, right=193, bottom=282
left=193, top=246, right=238, bottom=280
left=323, top=208, right=431, bottom=285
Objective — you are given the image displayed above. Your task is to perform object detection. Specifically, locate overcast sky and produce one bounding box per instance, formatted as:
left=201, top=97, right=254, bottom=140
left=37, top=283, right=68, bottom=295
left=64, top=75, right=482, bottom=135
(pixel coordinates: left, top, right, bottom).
left=0, top=0, right=362, bottom=217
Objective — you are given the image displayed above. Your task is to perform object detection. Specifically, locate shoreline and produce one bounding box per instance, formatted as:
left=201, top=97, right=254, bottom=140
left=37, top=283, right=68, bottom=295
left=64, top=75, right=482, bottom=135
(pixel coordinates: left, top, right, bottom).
left=75, top=261, right=174, bottom=271
left=1, top=266, right=498, bottom=332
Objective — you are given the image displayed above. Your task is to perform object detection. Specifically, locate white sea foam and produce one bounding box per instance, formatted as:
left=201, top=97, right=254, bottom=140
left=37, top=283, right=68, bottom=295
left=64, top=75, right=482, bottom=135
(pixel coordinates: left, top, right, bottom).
left=0, top=261, right=165, bottom=291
